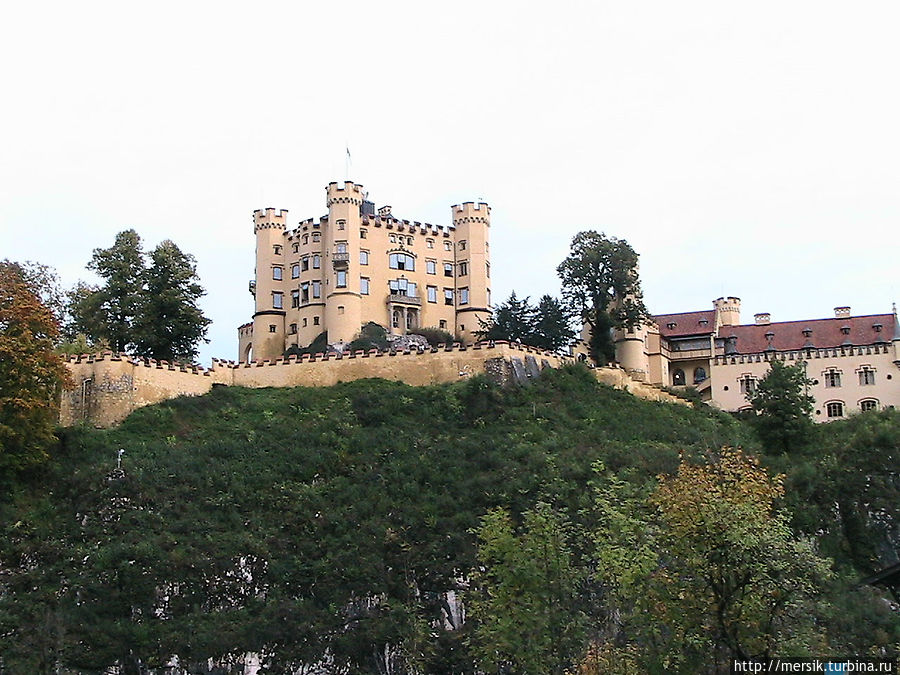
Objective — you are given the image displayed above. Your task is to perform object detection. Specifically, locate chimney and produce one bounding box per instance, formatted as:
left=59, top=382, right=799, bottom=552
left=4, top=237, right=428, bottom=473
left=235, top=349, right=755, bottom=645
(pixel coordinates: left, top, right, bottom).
left=378, top=205, right=392, bottom=217
left=754, top=313, right=771, bottom=325
left=834, top=306, right=851, bottom=319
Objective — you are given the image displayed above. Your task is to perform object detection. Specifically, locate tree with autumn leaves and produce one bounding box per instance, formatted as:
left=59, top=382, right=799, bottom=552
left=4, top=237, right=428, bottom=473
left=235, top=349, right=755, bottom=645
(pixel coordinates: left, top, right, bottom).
left=0, top=261, right=70, bottom=471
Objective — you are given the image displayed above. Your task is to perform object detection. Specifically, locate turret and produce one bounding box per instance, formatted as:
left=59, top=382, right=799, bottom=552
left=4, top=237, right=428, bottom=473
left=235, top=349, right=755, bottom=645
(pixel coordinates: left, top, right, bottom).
left=450, top=201, right=492, bottom=343
left=250, top=208, right=288, bottom=362
left=713, top=296, right=741, bottom=327
left=323, top=182, right=364, bottom=344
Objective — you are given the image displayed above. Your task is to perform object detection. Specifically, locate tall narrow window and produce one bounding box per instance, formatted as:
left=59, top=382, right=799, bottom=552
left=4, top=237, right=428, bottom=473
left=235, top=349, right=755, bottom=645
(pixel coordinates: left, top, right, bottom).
left=739, top=374, right=756, bottom=394
left=443, top=263, right=453, bottom=277
left=272, top=292, right=283, bottom=309
left=291, top=264, right=300, bottom=278
left=458, top=261, right=468, bottom=276
left=444, top=241, right=451, bottom=251
left=427, top=286, right=437, bottom=303
left=426, top=260, right=436, bottom=274
left=360, top=250, right=369, bottom=265
left=291, top=290, right=299, bottom=308
left=313, top=255, right=321, bottom=269
left=459, top=287, right=469, bottom=305
left=360, top=277, right=370, bottom=295
left=444, top=289, right=454, bottom=306
left=336, top=271, right=347, bottom=288
left=272, top=267, right=283, bottom=280
left=859, top=367, right=876, bottom=385
left=312, top=281, right=321, bottom=298
left=301, top=257, right=309, bottom=271
left=824, top=369, right=841, bottom=388
left=301, top=283, right=309, bottom=304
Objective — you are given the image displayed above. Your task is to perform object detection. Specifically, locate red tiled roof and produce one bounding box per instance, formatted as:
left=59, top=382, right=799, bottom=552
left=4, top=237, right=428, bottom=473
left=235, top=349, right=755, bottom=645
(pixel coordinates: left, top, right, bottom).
left=654, top=310, right=717, bottom=338
left=720, top=314, right=895, bottom=353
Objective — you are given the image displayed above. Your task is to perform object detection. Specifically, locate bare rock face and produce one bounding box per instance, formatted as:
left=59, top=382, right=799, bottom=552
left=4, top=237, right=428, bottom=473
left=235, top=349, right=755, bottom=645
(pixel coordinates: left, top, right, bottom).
left=387, top=333, right=430, bottom=352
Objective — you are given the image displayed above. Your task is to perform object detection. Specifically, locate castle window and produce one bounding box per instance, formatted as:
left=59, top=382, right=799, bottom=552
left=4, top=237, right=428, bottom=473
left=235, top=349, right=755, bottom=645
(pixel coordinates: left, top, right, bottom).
left=487, top=288, right=491, bottom=306
left=336, top=270, right=347, bottom=288
left=360, top=228, right=367, bottom=239
left=273, top=245, right=282, bottom=255
left=667, top=322, right=677, bottom=329
left=302, top=318, right=308, bottom=327
left=301, top=283, right=309, bottom=304
left=444, top=289, right=454, bottom=306
left=301, top=257, right=309, bottom=272
left=443, top=263, right=453, bottom=277
left=427, top=286, right=437, bottom=303
left=302, top=234, right=309, bottom=245
left=406, top=237, right=413, bottom=246
left=407, top=311, right=417, bottom=330
left=272, top=266, right=283, bottom=280
left=459, top=240, right=466, bottom=250
left=292, top=264, right=300, bottom=278
left=292, top=243, right=299, bottom=254
left=858, top=366, right=876, bottom=385
left=739, top=374, right=756, bottom=394
left=486, top=262, right=490, bottom=278
left=389, top=253, right=415, bottom=271
left=337, top=219, right=346, bottom=231
left=312, top=255, right=321, bottom=269
left=269, top=324, right=276, bottom=333
left=693, top=367, right=707, bottom=384
left=338, top=305, right=345, bottom=314
left=444, top=241, right=451, bottom=251
left=289, top=323, right=297, bottom=335
left=291, top=290, right=300, bottom=308
left=312, top=233, right=321, bottom=243
left=426, top=260, right=436, bottom=275
left=390, top=234, right=398, bottom=243
left=439, top=319, right=447, bottom=329
left=824, top=369, right=841, bottom=388
left=389, top=278, right=417, bottom=298
left=313, top=316, right=320, bottom=325
left=459, top=287, right=469, bottom=305
left=426, top=238, right=434, bottom=249
left=360, top=277, right=369, bottom=295
left=826, top=401, right=844, bottom=418
left=392, top=309, right=402, bottom=329
left=860, top=399, right=879, bottom=412
left=360, top=250, right=369, bottom=265
left=335, top=241, right=348, bottom=254
left=312, top=281, right=321, bottom=298
left=272, top=292, right=283, bottom=309
left=672, top=369, right=686, bottom=386
left=458, top=261, right=468, bottom=276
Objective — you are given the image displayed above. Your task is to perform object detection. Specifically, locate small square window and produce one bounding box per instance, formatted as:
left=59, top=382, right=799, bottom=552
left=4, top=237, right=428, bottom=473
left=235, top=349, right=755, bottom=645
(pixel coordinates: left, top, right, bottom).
left=360, top=228, right=367, bottom=239
left=313, top=316, right=320, bottom=325
left=273, top=245, right=282, bottom=255
left=289, top=323, right=297, bottom=335
left=824, top=369, right=841, bottom=388
left=860, top=399, right=878, bottom=412
left=459, top=240, right=466, bottom=250
left=426, top=238, right=434, bottom=249
left=269, top=324, right=277, bottom=333
left=337, top=219, right=346, bottom=230
left=439, top=319, right=447, bottom=329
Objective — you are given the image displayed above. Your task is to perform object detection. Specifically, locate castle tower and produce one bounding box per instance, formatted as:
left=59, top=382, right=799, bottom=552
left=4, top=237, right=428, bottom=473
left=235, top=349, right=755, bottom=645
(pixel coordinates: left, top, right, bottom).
left=614, top=320, right=650, bottom=380
left=250, top=208, right=288, bottom=362
left=713, top=296, right=741, bottom=327
left=323, top=181, right=365, bottom=344
left=450, top=202, right=492, bottom=343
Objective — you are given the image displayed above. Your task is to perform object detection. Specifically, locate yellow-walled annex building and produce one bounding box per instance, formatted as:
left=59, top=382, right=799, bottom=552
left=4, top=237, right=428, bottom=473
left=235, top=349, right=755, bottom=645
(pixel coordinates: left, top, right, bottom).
left=239, top=181, right=492, bottom=363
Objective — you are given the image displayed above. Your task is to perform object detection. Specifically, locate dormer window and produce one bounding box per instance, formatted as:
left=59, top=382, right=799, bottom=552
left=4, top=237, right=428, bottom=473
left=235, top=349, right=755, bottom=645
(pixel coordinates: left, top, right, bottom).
left=802, top=328, right=812, bottom=337
left=667, top=322, right=676, bottom=329
left=873, top=323, right=883, bottom=332
left=699, top=319, right=708, bottom=326
left=840, top=326, right=851, bottom=335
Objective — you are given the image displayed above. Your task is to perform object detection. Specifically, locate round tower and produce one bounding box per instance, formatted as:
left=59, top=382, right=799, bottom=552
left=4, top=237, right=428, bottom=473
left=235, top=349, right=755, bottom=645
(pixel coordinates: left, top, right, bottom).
left=323, top=181, right=364, bottom=345
left=450, top=201, right=492, bottom=344
left=614, top=322, right=650, bottom=380
left=713, top=296, right=741, bottom=327
left=250, top=208, right=288, bottom=362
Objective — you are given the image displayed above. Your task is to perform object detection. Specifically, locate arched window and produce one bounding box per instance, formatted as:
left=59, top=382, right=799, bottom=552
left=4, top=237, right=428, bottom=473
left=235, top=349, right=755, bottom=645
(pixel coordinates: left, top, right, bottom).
left=693, top=367, right=707, bottom=384
left=859, top=399, right=879, bottom=412
left=672, top=369, right=685, bottom=386
left=826, top=401, right=844, bottom=418
left=389, top=252, right=415, bottom=271
left=392, top=309, right=402, bottom=329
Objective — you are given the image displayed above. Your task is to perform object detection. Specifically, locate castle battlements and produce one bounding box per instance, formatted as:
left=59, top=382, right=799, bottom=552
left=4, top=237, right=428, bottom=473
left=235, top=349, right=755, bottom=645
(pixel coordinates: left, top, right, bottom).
left=452, top=202, right=491, bottom=226
left=253, top=208, right=288, bottom=232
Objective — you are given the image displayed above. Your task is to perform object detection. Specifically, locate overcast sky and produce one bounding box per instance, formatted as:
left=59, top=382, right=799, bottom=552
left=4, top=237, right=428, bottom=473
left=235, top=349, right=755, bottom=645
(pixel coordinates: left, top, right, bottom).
left=2, top=1, right=897, bottom=364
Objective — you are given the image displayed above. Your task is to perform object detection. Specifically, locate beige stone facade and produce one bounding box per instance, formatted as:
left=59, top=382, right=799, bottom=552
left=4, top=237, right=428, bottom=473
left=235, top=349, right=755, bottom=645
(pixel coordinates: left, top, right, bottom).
left=615, top=299, right=900, bottom=421
left=239, top=181, right=493, bottom=363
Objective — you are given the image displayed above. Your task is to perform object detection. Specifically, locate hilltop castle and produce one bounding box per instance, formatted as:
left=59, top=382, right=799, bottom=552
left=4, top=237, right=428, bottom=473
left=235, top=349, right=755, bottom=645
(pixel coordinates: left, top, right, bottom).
left=239, top=181, right=492, bottom=363
left=614, top=298, right=900, bottom=420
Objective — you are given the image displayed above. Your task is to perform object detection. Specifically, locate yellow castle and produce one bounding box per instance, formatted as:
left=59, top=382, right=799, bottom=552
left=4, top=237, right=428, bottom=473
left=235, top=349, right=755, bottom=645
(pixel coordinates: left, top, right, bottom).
left=239, top=181, right=492, bottom=363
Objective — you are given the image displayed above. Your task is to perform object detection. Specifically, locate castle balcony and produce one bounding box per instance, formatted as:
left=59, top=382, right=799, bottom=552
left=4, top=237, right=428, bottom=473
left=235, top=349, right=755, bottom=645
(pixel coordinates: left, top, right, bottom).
left=332, top=252, right=350, bottom=269
left=386, top=293, right=421, bottom=307
left=663, top=346, right=712, bottom=361
left=248, top=280, right=256, bottom=297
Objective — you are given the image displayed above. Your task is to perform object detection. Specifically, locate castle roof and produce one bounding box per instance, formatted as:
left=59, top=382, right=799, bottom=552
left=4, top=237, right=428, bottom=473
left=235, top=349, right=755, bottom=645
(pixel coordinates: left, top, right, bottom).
left=719, top=314, right=895, bottom=353
left=654, top=310, right=717, bottom=338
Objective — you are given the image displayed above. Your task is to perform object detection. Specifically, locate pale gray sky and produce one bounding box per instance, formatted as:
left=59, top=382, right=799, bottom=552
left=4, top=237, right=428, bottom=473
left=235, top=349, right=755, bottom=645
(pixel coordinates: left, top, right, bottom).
left=2, top=1, right=897, bottom=363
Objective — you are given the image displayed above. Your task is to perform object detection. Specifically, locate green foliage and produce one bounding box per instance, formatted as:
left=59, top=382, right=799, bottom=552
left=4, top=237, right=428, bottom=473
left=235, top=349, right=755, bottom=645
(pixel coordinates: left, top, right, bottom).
left=0, top=261, right=70, bottom=472
left=408, top=326, right=454, bottom=348
left=68, top=231, right=210, bottom=360
left=749, top=359, right=815, bottom=454
left=477, top=291, right=574, bottom=351
left=556, top=231, right=649, bottom=364
left=132, top=240, right=211, bottom=362
left=468, top=502, right=587, bottom=674
left=347, top=321, right=390, bottom=352
left=285, top=330, right=329, bottom=358
left=0, top=367, right=755, bottom=671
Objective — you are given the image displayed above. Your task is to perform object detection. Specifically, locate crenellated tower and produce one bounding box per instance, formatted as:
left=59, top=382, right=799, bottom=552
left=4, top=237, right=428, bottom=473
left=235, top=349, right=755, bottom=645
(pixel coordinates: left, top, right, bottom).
left=713, top=296, right=741, bottom=327
left=250, top=208, right=288, bottom=362
left=450, top=201, right=492, bottom=343
left=324, top=181, right=365, bottom=344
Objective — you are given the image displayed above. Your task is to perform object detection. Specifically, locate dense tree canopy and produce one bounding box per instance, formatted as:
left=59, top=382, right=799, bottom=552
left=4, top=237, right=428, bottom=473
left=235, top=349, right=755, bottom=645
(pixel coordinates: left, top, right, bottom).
left=69, top=231, right=210, bottom=361
left=477, top=292, right=574, bottom=351
left=748, top=359, right=815, bottom=454
left=0, top=261, right=70, bottom=471
left=557, top=231, right=649, bottom=364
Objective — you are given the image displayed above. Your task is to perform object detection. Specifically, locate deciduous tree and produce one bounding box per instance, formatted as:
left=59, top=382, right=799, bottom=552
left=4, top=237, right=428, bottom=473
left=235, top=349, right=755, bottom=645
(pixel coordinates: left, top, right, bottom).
left=0, top=261, right=70, bottom=470
left=556, top=231, right=649, bottom=364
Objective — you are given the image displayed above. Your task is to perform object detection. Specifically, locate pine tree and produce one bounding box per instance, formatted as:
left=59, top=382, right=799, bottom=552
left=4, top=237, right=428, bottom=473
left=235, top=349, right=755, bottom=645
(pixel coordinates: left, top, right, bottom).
left=133, top=240, right=211, bottom=362
left=476, top=291, right=537, bottom=343
left=748, top=360, right=815, bottom=455
left=531, top=294, right=575, bottom=351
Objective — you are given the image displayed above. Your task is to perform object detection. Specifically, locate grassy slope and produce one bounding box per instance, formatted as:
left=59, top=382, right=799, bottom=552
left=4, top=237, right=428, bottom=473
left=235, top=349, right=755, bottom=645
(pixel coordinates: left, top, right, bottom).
left=0, top=366, right=758, bottom=670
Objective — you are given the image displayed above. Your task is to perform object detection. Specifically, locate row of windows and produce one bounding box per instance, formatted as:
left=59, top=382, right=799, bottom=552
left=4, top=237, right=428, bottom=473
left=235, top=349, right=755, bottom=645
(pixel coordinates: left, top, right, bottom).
left=276, top=282, right=474, bottom=307
left=822, top=367, right=880, bottom=387
left=280, top=237, right=481, bottom=256
left=823, top=399, right=881, bottom=418
left=273, top=254, right=486, bottom=280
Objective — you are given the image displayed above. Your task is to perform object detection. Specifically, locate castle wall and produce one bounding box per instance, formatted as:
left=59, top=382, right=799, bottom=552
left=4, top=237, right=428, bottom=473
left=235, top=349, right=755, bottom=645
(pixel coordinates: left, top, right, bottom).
left=60, top=344, right=689, bottom=429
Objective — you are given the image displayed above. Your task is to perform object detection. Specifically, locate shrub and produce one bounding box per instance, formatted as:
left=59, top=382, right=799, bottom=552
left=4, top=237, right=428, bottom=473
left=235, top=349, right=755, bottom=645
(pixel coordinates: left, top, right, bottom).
left=409, top=326, right=454, bottom=347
